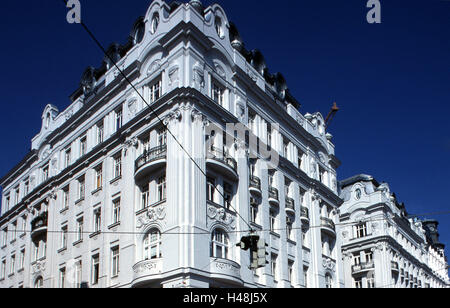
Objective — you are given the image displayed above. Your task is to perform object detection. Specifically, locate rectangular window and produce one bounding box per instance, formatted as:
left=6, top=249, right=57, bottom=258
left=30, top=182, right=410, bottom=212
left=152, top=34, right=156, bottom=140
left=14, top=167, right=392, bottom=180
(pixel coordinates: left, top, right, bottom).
left=286, top=217, right=293, bottom=241
left=24, top=181, right=29, bottom=196
left=75, top=261, right=82, bottom=288
left=267, top=124, right=272, bottom=148
left=11, top=221, right=17, bottom=242
left=112, top=198, right=121, bottom=224
left=355, top=277, right=363, bottom=288
left=42, top=164, right=49, bottom=182
left=271, top=254, right=278, bottom=281
left=297, top=148, right=304, bottom=170
left=212, top=82, right=225, bottom=106
left=59, top=267, right=66, bottom=288
left=157, top=176, right=166, bottom=202
left=63, top=187, right=69, bottom=210
left=92, top=254, right=100, bottom=285
left=96, top=122, right=104, bottom=145
left=14, top=186, right=20, bottom=205
left=356, top=223, right=368, bottom=239
left=288, top=261, right=294, bottom=284
left=250, top=202, right=258, bottom=224
left=367, top=277, right=375, bottom=289
left=93, top=208, right=102, bottom=233
left=149, top=78, right=162, bottom=103
left=111, top=246, right=120, bottom=277
left=76, top=217, right=84, bottom=242
left=353, top=254, right=361, bottom=266
left=270, top=210, right=277, bottom=232
left=223, top=182, right=233, bottom=210
left=19, top=249, right=25, bottom=270
left=207, top=177, right=216, bottom=203
left=157, top=128, right=167, bottom=147
left=304, top=267, right=309, bottom=288
left=365, top=251, right=374, bottom=263
left=80, top=136, right=87, bottom=157
left=1, top=229, right=7, bottom=247
left=78, top=176, right=85, bottom=201
left=65, top=148, right=72, bottom=168
left=95, top=166, right=103, bottom=190
left=10, top=254, right=15, bottom=275
left=283, top=140, right=289, bottom=158
left=1, top=259, right=6, bottom=280
left=61, top=225, right=68, bottom=249
left=141, top=185, right=150, bottom=210
left=115, top=108, right=123, bottom=132
left=113, top=154, right=122, bottom=179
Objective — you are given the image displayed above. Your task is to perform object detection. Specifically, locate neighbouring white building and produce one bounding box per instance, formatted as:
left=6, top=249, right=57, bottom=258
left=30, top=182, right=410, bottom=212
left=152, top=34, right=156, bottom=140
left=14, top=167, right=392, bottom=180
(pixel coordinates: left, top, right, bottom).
left=0, top=0, right=344, bottom=288
left=339, top=175, right=449, bottom=288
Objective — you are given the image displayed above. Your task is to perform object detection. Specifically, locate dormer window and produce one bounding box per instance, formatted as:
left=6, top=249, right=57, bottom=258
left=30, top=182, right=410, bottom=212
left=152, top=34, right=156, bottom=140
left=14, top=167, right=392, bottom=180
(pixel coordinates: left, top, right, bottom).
left=212, top=82, right=225, bottom=106
left=45, top=113, right=51, bottom=129
left=150, top=13, right=160, bottom=34
left=42, top=164, right=50, bottom=182
left=215, top=16, right=224, bottom=39
left=149, top=77, right=162, bottom=103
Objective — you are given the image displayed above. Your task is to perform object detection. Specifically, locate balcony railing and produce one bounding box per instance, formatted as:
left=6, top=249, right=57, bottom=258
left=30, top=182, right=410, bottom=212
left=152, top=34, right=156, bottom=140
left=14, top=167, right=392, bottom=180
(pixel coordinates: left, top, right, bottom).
left=207, top=147, right=238, bottom=172
left=249, top=176, right=261, bottom=191
left=391, top=261, right=399, bottom=273
left=285, top=197, right=295, bottom=214
left=300, top=207, right=310, bottom=220
left=268, top=187, right=279, bottom=201
left=135, top=145, right=167, bottom=170
left=352, top=261, right=375, bottom=274
left=31, top=212, right=48, bottom=240
left=320, top=217, right=336, bottom=233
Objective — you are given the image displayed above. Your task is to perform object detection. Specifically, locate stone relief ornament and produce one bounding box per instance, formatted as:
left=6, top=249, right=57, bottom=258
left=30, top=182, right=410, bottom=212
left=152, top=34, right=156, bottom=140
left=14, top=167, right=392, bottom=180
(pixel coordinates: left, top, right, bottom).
left=32, top=260, right=46, bottom=274
left=214, top=63, right=226, bottom=79
left=193, top=64, right=205, bottom=89
left=147, top=59, right=161, bottom=77
left=322, top=257, right=336, bottom=272
left=163, top=109, right=182, bottom=126
left=65, top=108, right=74, bottom=120
left=168, top=66, right=180, bottom=87
left=127, top=97, right=138, bottom=117
left=136, top=206, right=166, bottom=230
left=191, top=109, right=209, bottom=126
left=246, top=68, right=258, bottom=83
left=207, top=206, right=237, bottom=230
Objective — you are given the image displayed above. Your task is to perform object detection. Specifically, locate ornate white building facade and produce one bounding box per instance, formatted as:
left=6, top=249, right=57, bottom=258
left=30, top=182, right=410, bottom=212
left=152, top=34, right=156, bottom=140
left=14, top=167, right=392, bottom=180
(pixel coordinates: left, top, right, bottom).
left=339, top=175, right=449, bottom=288
left=0, top=0, right=344, bottom=288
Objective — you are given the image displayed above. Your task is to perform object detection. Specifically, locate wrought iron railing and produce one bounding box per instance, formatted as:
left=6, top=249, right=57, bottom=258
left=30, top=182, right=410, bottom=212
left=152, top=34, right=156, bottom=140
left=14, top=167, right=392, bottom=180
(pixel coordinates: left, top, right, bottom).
left=207, top=147, right=238, bottom=172
left=249, top=176, right=261, bottom=191
left=300, top=207, right=310, bottom=219
left=352, top=261, right=375, bottom=273
left=285, top=197, right=295, bottom=210
left=320, top=217, right=336, bottom=232
left=268, top=187, right=279, bottom=201
left=135, top=145, right=167, bottom=170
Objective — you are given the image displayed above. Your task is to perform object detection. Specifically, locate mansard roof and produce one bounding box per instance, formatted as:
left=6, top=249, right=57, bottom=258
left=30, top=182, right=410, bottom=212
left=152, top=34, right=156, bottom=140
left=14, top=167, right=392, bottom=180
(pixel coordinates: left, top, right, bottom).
left=340, top=174, right=380, bottom=189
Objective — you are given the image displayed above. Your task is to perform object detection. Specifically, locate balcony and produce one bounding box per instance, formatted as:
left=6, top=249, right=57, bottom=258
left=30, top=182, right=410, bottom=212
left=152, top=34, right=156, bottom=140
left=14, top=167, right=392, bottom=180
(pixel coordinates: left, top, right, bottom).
left=391, top=261, right=399, bottom=274
left=352, top=261, right=375, bottom=275
left=31, top=212, right=48, bottom=241
left=131, top=259, right=163, bottom=288
left=285, top=197, right=295, bottom=215
left=300, top=207, right=310, bottom=224
left=249, top=176, right=262, bottom=196
left=268, top=187, right=280, bottom=207
left=206, top=147, right=238, bottom=181
left=209, top=258, right=243, bottom=286
left=320, top=217, right=336, bottom=236
left=135, top=146, right=167, bottom=183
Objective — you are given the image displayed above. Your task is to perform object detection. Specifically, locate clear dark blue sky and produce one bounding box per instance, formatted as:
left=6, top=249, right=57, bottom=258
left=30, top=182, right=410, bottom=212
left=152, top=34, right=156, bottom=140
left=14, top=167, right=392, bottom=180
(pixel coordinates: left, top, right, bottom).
left=0, top=1, right=449, bottom=262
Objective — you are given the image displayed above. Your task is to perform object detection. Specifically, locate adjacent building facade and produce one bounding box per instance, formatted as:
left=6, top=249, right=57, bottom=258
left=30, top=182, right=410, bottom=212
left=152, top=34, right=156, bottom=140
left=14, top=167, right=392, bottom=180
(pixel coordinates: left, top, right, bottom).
left=0, top=0, right=344, bottom=288
left=339, top=175, right=449, bottom=288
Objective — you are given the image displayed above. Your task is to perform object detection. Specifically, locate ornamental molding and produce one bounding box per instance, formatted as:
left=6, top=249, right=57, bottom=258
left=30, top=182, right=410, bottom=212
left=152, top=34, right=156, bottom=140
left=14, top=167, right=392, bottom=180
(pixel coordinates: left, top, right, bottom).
left=147, top=59, right=161, bottom=76
left=322, top=256, right=336, bottom=272
left=191, top=109, right=209, bottom=126
left=163, top=109, right=182, bottom=126
left=193, top=64, right=205, bottom=90
left=124, top=137, right=139, bottom=156
left=32, top=260, right=46, bottom=274
left=207, top=206, right=237, bottom=230
left=136, top=206, right=166, bottom=230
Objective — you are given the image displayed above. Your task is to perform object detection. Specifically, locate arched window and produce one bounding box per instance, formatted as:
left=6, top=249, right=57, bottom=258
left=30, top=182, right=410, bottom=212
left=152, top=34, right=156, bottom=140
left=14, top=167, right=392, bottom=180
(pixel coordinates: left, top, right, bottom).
left=325, top=274, right=333, bottom=288
left=143, top=229, right=162, bottom=260
left=34, top=276, right=44, bottom=288
left=210, top=229, right=229, bottom=259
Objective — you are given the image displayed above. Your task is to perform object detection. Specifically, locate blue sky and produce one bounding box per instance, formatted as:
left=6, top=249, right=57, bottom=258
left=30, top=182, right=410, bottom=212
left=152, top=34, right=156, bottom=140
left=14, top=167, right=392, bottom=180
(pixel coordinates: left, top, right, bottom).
left=0, top=0, right=449, bottom=265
